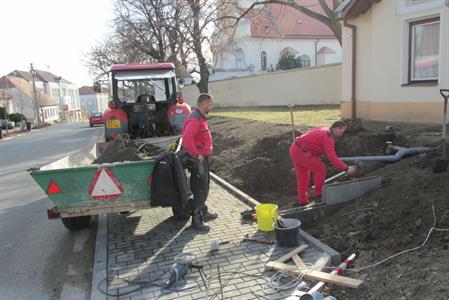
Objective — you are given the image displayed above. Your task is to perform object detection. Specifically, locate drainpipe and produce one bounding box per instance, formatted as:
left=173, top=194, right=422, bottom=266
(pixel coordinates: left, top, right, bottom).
left=314, top=39, right=320, bottom=66
left=343, top=19, right=357, bottom=120
left=340, top=146, right=432, bottom=163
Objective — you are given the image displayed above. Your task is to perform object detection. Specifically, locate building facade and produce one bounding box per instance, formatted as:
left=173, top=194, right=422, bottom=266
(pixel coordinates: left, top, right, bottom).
left=8, top=69, right=81, bottom=122
left=212, top=1, right=342, bottom=81
left=340, top=0, right=449, bottom=123
left=0, top=76, right=59, bottom=124
left=79, top=86, right=109, bottom=114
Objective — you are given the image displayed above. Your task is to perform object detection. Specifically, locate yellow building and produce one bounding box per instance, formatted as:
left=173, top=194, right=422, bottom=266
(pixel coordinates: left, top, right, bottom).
left=339, top=0, right=449, bottom=123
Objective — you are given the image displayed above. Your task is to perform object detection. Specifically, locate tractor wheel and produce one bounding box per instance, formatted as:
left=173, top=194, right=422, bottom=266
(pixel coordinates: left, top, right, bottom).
left=172, top=205, right=190, bottom=220
left=61, top=216, right=92, bottom=231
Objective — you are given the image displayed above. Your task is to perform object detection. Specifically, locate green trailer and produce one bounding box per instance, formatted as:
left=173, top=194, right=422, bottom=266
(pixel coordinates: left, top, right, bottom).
left=29, top=136, right=182, bottom=231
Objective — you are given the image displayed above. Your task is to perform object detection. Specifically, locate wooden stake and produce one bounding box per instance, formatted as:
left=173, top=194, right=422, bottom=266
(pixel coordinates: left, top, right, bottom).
left=292, top=254, right=308, bottom=271
left=276, top=244, right=308, bottom=263
left=288, top=104, right=295, bottom=143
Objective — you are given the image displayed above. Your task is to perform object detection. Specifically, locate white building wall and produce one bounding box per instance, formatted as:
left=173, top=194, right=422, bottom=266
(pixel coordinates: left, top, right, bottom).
left=239, top=38, right=341, bottom=72
left=3, top=88, right=35, bottom=119
left=80, top=93, right=109, bottom=113
left=182, top=64, right=341, bottom=107
left=96, top=93, right=109, bottom=112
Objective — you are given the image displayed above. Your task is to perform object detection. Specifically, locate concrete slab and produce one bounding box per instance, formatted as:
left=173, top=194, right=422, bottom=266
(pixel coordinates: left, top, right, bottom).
left=281, top=176, right=382, bottom=233
left=90, top=179, right=341, bottom=300
left=323, top=176, right=382, bottom=205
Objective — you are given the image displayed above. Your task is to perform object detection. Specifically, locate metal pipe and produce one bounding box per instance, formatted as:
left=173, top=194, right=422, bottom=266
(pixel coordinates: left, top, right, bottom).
left=340, top=147, right=431, bottom=163
left=440, top=89, right=449, bottom=157
left=343, top=20, right=357, bottom=120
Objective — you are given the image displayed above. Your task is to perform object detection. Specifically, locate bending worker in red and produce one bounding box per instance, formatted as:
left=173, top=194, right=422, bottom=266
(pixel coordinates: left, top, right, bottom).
left=182, top=93, right=217, bottom=231
left=290, top=121, right=357, bottom=206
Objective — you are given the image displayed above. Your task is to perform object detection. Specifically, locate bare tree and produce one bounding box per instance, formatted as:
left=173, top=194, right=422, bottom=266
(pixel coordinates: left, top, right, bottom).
left=226, top=0, right=343, bottom=44
left=85, top=0, right=232, bottom=93
left=85, top=35, right=152, bottom=80
left=168, top=0, right=233, bottom=93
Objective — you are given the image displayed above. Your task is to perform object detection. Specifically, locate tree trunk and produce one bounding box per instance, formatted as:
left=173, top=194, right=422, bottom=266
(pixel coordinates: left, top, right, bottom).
left=190, top=0, right=209, bottom=93
left=197, top=64, right=209, bottom=93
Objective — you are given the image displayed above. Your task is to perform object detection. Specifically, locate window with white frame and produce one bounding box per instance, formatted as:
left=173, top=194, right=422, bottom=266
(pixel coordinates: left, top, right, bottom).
left=409, top=17, right=440, bottom=82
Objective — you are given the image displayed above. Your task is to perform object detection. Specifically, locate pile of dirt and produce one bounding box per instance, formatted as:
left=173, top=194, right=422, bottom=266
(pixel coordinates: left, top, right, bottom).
left=209, top=116, right=449, bottom=299
left=209, top=116, right=402, bottom=205
left=93, top=135, right=163, bottom=164
left=310, top=151, right=449, bottom=299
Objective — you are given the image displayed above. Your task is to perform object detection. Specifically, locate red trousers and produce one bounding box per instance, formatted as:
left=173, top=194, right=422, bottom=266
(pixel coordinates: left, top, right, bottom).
left=289, top=144, right=326, bottom=204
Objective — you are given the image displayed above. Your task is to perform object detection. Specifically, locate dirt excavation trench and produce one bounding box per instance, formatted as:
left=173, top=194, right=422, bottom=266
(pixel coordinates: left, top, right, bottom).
left=208, top=116, right=449, bottom=300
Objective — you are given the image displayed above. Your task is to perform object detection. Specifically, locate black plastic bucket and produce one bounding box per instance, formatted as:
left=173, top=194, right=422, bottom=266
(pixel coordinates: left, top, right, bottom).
left=274, top=218, right=301, bottom=247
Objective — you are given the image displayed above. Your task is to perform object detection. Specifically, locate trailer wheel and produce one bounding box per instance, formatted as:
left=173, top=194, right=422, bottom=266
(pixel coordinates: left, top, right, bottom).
left=61, top=216, right=92, bottom=231
left=172, top=205, right=190, bottom=220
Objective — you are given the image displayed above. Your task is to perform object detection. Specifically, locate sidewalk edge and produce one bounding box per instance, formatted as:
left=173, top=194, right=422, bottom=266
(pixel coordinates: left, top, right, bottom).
left=90, top=214, right=108, bottom=300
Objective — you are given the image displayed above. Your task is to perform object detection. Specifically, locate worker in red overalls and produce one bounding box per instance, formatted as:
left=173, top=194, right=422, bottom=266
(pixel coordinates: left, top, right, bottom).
left=182, top=93, right=217, bottom=231
left=290, top=121, right=357, bottom=206
left=167, top=96, right=191, bottom=133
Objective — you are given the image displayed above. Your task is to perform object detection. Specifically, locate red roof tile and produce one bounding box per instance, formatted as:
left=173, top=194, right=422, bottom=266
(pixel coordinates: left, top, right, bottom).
left=79, top=86, right=95, bottom=95
left=248, top=2, right=336, bottom=39
left=0, top=76, right=57, bottom=106
left=8, top=70, right=73, bottom=84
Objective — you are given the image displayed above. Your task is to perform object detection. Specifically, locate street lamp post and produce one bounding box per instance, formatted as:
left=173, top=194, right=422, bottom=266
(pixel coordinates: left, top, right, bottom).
left=30, top=63, right=41, bottom=126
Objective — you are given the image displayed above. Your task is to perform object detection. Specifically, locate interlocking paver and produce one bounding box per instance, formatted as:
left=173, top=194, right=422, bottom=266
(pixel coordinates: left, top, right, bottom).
left=102, top=181, right=333, bottom=299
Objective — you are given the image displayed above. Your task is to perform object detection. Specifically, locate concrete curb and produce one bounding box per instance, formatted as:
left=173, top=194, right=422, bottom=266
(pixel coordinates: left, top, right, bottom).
left=90, top=214, right=108, bottom=300
left=210, top=172, right=261, bottom=207
left=89, top=173, right=342, bottom=300
left=210, top=172, right=341, bottom=265
left=299, top=229, right=341, bottom=266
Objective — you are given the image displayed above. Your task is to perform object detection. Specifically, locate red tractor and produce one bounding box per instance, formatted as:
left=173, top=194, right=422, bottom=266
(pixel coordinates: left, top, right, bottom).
left=99, top=63, right=182, bottom=141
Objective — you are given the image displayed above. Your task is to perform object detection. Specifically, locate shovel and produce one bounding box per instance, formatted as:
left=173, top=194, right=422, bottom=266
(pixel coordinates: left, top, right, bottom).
left=433, top=89, right=449, bottom=173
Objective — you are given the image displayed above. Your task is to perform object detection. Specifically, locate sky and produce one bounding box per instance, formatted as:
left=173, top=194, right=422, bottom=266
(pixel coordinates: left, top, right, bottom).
left=0, top=0, right=114, bottom=87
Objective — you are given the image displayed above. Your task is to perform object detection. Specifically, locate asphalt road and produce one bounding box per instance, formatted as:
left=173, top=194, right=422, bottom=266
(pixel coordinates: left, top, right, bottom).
left=0, top=123, right=103, bottom=300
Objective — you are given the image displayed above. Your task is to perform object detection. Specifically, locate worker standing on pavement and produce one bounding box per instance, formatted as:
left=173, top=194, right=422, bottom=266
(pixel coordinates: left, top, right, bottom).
left=182, top=94, right=217, bottom=231
left=167, top=96, right=191, bottom=133
left=290, top=121, right=357, bottom=206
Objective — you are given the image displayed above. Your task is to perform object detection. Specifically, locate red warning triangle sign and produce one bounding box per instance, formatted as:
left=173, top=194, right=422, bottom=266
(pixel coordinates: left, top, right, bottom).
left=88, top=168, right=124, bottom=200
left=47, top=180, right=62, bottom=195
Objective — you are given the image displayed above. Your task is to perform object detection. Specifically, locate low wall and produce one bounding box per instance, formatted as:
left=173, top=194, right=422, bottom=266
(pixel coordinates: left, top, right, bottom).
left=181, top=64, right=341, bottom=107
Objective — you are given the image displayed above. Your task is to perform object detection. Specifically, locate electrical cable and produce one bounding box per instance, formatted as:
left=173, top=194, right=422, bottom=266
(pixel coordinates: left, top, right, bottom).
left=348, top=204, right=449, bottom=272
left=98, top=206, right=449, bottom=297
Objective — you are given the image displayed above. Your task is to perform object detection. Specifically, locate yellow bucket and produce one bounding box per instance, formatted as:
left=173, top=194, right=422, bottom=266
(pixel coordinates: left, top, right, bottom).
left=255, top=203, right=278, bottom=232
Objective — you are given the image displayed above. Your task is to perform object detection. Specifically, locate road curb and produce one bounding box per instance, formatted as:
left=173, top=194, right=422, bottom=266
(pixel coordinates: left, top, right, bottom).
left=90, top=214, right=108, bottom=300
left=210, top=172, right=341, bottom=265
left=210, top=172, right=261, bottom=207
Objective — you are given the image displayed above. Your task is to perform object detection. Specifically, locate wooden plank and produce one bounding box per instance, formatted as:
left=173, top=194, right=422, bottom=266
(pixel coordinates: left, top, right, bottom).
left=265, top=261, right=363, bottom=288
left=292, top=254, right=308, bottom=270
left=275, top=245, right=308, bottom=263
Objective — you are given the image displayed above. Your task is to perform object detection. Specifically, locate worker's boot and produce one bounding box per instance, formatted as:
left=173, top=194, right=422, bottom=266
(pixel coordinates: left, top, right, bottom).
left=191, top=209, right=210, bottom=231
left=202, top=206, right=218, bottom=221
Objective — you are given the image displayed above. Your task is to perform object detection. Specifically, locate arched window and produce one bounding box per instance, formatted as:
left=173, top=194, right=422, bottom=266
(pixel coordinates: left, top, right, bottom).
left=299, top=55, right=311, bottom=68
left=261, top=51, right=267, bottom=71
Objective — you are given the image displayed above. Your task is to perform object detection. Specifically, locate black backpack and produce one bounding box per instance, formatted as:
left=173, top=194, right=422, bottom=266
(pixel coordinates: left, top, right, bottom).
left=150, top=151, right=191, bottom=207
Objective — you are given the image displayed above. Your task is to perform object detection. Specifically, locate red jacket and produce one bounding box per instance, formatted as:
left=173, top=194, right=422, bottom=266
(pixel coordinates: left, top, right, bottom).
left=295, top=127, right=347, bottom=171
left=182, top=109, right=213, bottom=157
